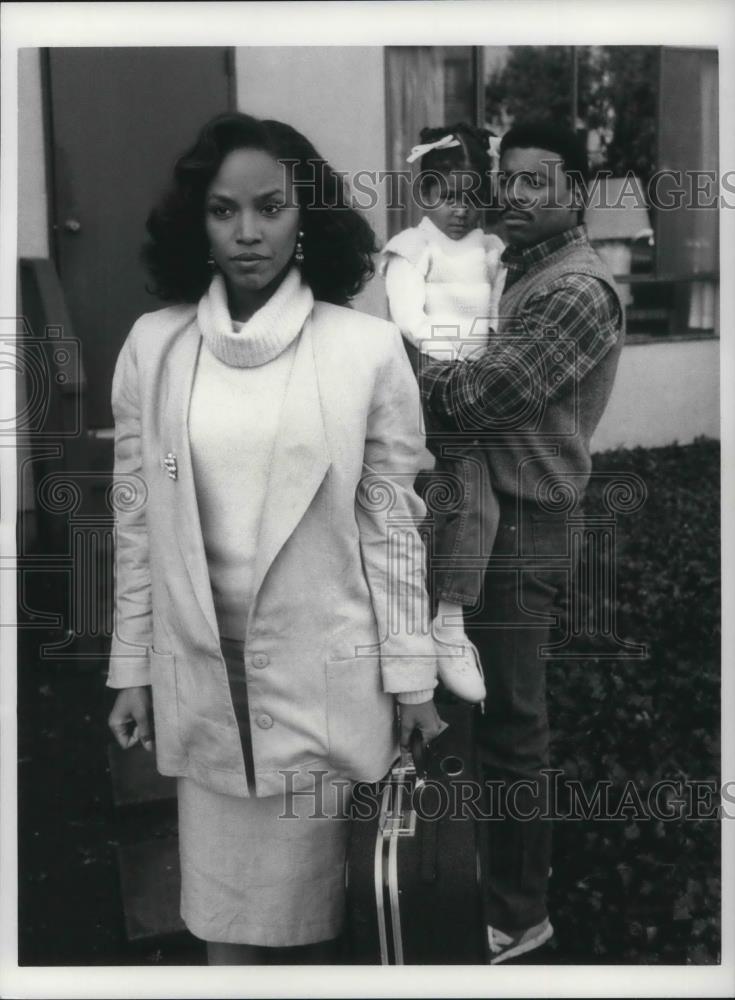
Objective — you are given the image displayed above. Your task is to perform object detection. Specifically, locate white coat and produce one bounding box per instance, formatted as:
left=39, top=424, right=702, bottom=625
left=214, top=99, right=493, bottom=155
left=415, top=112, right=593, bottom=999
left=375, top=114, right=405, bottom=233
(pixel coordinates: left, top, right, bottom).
left=107, top=299, right=438, bottom=797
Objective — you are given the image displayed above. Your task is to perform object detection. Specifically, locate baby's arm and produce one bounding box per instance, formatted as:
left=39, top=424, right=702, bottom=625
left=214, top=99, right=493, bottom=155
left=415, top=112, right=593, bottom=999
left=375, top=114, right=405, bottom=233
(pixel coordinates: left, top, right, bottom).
left=483, top=233, right=505, bottom=270
left=484, top=234, right=507, bottom=335
left=383, top=254, right=428, bottom=345
left=384, top=254, right=464, bottom=359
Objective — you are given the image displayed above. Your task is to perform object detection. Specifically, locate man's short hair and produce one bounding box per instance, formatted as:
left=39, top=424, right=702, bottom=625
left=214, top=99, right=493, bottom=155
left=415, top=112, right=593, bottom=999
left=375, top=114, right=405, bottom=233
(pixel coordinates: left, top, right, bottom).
left=500, top=120, right=590, bottom=219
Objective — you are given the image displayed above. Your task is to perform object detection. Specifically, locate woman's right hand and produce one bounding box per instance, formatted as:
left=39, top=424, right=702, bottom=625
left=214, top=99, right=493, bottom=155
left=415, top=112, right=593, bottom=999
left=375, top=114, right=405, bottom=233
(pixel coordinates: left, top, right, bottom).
left=108, top=686, right=154, bottom=751
left=398, top=699, right=447, bottom=751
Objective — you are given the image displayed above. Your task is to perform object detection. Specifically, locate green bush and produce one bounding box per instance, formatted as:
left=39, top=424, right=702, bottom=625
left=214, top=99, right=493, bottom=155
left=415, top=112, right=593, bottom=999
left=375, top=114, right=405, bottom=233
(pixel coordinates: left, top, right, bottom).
left=547, top=439, right=720, bottom=963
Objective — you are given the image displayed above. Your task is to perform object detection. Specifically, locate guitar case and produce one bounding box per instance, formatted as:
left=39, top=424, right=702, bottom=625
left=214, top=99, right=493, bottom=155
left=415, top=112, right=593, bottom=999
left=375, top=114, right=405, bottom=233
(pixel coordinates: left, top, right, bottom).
left=345, top=699, right=488, bottom=964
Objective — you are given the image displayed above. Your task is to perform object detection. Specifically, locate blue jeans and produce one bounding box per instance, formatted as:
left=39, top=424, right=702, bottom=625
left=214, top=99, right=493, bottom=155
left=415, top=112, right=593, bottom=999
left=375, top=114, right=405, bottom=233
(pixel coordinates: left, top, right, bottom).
left=464, top=492, right=575, bottom=933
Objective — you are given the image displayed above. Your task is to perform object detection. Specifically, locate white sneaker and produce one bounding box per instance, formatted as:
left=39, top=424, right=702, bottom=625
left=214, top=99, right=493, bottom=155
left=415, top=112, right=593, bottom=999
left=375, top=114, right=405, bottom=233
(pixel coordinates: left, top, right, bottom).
left=487, top=918, right=554, bottom=964
left=433, top=627, right=486, bottom=704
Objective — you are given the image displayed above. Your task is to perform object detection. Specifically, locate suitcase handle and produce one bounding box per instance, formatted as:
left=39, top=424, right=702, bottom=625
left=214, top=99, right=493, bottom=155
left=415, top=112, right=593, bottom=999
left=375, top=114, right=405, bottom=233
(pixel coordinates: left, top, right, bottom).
left=409, top=728, right=440, bottom=884
left=413, top=730, right=439, bottom=883
left=384, top=734, right=441, bottom=883
left=409, top=727, right=428, bottom=781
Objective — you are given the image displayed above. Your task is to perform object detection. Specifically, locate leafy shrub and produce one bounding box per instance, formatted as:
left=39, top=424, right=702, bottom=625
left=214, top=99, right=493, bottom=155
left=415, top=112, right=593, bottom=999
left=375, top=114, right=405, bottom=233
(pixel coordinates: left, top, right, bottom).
left=546, top=439, right=720, bottom=964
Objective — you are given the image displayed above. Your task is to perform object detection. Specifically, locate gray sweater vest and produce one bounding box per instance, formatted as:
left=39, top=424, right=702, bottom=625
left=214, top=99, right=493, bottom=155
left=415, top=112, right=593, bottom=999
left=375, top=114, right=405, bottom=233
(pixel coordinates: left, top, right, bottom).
left=489, top=237, right=625, bottom=501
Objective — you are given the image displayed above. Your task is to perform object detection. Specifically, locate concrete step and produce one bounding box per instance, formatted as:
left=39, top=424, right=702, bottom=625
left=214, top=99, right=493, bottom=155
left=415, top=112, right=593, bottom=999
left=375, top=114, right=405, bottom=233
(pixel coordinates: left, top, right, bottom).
left=116, top=836, right=185, bottom=941
left=107, top=743, right=176, bottom=809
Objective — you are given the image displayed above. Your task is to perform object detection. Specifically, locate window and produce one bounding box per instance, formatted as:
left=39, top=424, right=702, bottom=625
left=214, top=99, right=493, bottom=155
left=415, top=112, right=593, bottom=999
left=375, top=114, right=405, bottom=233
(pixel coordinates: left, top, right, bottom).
left=385, top=47, right=478, bottom=235
left=385, top=45, right=719, bottom=337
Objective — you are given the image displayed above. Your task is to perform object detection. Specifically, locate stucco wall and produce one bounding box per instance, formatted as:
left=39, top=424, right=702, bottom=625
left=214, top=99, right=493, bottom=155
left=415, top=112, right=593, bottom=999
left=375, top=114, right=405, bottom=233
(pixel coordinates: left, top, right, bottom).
left=18, top=48, right=49, bottom=259
left=591, top=337, right=720, bottom=452
left=235, top=46, right=387, bottom=318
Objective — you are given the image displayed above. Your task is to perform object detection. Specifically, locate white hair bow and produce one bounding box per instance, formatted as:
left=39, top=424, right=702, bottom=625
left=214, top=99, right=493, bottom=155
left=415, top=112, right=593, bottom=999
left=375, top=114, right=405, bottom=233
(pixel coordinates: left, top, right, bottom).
left=406, top=134, right=461, bottom=164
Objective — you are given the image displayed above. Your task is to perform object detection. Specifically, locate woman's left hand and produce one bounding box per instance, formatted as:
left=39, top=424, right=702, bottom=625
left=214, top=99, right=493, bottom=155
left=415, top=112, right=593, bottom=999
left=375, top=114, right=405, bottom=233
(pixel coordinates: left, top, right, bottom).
left=398, top=699, right=447, bottom=750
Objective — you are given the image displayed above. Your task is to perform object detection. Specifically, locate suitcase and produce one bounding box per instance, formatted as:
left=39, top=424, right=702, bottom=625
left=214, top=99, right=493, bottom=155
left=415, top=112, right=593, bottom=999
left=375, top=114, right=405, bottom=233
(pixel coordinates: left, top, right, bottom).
left=345, top=699, right=488, bottom=964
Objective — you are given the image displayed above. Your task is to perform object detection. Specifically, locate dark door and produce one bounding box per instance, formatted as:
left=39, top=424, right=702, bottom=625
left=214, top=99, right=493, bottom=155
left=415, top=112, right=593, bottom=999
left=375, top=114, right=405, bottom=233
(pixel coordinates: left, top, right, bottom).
left=47, top=47, right=234, bottom=427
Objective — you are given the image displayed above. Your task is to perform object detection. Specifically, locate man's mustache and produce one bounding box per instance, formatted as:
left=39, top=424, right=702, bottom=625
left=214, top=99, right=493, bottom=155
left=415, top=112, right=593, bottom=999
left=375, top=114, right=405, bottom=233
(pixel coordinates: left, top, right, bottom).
left=501, top=206, right=533, bottom=219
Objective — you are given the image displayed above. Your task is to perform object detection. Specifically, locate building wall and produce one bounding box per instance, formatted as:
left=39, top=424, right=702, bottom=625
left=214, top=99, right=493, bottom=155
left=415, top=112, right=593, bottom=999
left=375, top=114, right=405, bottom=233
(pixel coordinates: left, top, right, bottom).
left=17, top=49, right=49, bottom=511
left=591, top=337, right=720, bottom=451
left=18, top=48, right=49, bottom=258
left=235, top=46, right=388, bottom=318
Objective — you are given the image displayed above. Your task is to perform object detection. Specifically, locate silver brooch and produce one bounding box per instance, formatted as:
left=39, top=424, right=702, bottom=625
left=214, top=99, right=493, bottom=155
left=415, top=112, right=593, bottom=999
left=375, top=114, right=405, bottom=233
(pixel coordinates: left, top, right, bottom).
left=163, top=452, right=178, bottom=481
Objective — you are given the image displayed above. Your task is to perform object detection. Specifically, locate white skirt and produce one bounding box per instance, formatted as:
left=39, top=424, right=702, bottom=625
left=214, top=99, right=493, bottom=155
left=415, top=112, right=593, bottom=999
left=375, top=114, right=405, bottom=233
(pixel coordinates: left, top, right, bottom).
left=177, top=773, right=352, bottom=947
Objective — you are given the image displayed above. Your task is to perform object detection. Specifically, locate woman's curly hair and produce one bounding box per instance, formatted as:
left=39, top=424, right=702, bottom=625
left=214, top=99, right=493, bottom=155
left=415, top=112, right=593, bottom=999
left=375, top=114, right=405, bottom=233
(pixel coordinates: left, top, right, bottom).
left=416, top=121, right=496, bottom=207
left=143, top=112, right=378, bottom=305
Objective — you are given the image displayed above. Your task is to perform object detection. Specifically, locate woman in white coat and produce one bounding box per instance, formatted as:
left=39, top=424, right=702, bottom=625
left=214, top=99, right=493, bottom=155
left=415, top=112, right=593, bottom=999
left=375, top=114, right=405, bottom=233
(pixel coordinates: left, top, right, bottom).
left=106, top=112, right=444, bottom=964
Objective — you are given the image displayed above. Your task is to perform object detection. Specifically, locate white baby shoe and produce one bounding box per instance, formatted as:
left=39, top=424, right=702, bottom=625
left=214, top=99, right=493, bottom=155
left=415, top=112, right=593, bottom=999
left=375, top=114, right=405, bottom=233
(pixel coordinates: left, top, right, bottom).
left=433, top=624, right=486, bottom=704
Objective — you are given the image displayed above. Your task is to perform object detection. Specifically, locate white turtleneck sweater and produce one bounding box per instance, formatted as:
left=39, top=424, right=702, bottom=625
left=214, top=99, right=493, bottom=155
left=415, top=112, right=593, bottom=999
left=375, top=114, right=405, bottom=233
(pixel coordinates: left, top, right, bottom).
left=189, top=267, right=432, bottom=704
left=189, top=268, right=311, bottom=641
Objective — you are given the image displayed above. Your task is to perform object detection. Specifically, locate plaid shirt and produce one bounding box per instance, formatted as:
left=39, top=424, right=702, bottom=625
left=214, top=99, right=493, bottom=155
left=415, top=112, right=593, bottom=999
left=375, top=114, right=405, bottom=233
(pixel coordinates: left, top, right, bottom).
left=419, top=226, right=623, bottom=428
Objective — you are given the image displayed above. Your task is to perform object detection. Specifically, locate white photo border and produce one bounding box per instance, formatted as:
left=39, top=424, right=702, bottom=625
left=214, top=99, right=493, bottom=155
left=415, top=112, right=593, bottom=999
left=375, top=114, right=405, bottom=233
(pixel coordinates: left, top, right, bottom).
left=1, top=1, right=733, bottom=997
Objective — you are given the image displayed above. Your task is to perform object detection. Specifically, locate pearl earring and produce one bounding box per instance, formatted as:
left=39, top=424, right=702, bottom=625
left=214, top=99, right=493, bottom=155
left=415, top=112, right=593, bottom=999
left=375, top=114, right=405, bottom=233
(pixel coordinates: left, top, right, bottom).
left=294, top=231, right=305, bottom=264
left=207, top=251, right=216, bottom=271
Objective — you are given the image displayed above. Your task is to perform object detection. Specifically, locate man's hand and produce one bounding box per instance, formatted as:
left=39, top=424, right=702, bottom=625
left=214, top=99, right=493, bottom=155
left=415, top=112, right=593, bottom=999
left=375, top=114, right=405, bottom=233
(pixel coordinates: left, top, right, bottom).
left=398, top=699, right=447, bottom=751
left=108, top=686, right=154, bottom=751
